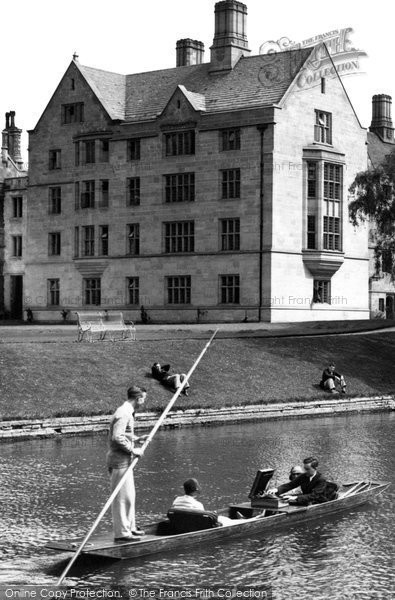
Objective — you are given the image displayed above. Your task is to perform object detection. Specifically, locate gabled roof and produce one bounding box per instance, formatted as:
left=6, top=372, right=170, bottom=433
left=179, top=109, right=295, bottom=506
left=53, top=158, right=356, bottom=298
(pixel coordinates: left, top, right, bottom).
left=178, top=85, right=206, bottom=112
left=77, top=63, right=126, bottom=120
left=367, top=131, right=395, bottom=168
left=75, top=48, right=314, bottom=123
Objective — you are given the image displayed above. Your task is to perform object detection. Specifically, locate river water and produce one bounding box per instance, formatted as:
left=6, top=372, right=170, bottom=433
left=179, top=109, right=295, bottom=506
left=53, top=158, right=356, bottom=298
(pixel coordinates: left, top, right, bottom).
left=0, top=413, right=394, bottom=599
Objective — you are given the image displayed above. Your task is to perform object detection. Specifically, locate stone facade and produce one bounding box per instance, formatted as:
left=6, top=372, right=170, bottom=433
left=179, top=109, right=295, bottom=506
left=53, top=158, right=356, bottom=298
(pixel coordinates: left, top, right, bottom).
left=0, top=112, right=27, bottom=318
left=367, top=95, right=395, bottom=320
left=266, top=69, right=369, bottom=322
left=3, top=176, right=28, bottom=318
left=25, top=1, right=370, bottom=323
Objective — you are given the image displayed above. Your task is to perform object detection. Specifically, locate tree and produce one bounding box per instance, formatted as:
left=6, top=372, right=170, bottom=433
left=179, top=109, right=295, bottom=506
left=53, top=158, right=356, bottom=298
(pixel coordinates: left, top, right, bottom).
left=349, top=150, right=395, bottom=279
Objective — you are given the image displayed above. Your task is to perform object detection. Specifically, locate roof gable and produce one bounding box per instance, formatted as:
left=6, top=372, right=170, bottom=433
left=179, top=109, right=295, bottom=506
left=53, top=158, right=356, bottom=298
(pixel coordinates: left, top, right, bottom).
left=178, top=86, right=206, bottom=112
left=32, top=60, right=117, bottom=131
left=76, top=63, right=126, bottom=120
left=279, top=43, right=363, bottom=129
left=158, top=85, right=206, bottom=126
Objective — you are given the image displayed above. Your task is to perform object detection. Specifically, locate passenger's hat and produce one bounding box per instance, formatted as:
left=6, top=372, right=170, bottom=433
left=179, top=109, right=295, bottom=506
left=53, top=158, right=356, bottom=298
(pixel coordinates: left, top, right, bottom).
left=290, top=465, right=304, bottom=477
left=183, top=478, right=201, bottom=494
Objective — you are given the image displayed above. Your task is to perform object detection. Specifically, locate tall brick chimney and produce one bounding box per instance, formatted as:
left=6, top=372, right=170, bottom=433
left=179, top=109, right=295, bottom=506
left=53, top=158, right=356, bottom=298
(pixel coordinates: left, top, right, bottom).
left=176, top=39, right=205, bottom=66
left=1, top=114, right=9, bottom=164
left=210, top=0, right=250, bottom=73
left=369, top=94, right=395, bottom=142
left=2, top=111, right=24, bottom=168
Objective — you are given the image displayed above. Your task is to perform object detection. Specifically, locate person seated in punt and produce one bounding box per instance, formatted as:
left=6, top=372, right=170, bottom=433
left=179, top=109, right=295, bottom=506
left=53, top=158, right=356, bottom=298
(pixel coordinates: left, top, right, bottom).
left=172, top=478, right=204, bottom=510
left=286, top=465, right=304, bottom=495
left=320, top=362, right=347, bottom=394
left=268, top=457, right=329, bottom=506
left=152, top=363, right=190, bottom=395
left=171, top=478, right=240, bottom=526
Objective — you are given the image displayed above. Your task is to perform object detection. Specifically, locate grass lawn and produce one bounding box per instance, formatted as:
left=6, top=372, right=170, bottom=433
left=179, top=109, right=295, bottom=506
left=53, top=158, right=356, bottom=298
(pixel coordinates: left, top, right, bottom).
left=1, top=333, right=395, bottom=420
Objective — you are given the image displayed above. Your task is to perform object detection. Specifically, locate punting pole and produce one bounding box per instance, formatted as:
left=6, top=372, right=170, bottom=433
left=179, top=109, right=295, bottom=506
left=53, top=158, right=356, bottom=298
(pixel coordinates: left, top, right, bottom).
left=56, top=329, right=219, bottom=586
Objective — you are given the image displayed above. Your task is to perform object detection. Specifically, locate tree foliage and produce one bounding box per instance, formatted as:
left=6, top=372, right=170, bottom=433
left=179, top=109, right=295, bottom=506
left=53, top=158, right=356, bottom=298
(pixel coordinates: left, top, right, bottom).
left=349, top=150, right=395, bottom=279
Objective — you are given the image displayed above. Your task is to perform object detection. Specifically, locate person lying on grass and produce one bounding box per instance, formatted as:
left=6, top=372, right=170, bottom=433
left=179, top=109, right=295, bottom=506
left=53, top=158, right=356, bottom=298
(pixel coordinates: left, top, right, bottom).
left=151, top=362, right=190, bottom=395
left=320, top=361, right=347, bottom=394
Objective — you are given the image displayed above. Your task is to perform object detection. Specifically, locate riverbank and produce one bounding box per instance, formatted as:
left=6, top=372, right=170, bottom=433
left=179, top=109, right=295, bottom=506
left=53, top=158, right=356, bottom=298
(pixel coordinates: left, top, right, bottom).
left=1, top=394, right=394, bottom=442
left=1, top=332, right=395, bottom=422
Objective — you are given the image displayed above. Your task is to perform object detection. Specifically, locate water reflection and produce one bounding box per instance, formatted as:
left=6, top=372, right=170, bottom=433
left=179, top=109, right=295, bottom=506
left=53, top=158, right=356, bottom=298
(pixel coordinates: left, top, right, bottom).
left=0, top=413, right=394, bottom=599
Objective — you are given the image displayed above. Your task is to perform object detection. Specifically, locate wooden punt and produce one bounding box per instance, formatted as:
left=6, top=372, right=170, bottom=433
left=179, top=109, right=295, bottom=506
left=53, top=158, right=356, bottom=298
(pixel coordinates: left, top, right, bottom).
left=46, top=481, right=389, bottom=561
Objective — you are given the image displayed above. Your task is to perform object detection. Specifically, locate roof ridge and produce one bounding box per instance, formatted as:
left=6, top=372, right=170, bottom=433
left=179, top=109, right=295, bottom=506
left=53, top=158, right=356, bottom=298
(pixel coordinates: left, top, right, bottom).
left=78, top=47, right=314, bottom=81
left=79, top=63, right=125, bottom=78
left=125, top=63, right=207, bottom=78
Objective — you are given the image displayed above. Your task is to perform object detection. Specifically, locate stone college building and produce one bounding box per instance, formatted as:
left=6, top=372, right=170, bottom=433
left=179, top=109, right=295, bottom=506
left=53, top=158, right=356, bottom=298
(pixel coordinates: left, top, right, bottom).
left=25, top=0, right=370, bottom=322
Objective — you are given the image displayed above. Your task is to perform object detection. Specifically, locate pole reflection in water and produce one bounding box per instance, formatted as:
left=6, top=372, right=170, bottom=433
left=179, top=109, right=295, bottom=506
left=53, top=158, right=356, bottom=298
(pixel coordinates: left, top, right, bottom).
left=0, top=412, right=394, bottom=599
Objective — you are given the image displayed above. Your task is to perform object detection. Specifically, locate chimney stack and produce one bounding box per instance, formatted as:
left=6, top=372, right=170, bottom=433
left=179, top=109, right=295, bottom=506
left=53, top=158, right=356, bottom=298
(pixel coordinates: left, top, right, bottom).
left=369, top=94, right=394, bottom=142
left=2, top=111, right=24, bottom=168
left=176, top=39, right=205, bottom=67
left=210, top=0, right=250, bottom=73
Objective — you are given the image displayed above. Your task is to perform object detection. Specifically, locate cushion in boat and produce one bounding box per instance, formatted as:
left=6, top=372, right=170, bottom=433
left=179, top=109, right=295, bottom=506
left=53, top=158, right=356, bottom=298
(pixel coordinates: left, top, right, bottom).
left=167, top=508, right=220, bottom=534
left=325, top=481, right=339, bottom=501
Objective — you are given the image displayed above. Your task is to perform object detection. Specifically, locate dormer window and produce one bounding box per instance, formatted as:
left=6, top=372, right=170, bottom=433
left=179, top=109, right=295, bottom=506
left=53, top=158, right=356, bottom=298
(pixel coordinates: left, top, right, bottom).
left=314, top=110, right=332, bottom=144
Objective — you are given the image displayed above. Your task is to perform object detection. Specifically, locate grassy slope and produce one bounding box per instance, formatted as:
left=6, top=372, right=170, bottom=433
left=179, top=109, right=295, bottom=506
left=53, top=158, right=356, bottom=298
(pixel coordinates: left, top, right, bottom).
left=1, top=333, right=395, bottom=420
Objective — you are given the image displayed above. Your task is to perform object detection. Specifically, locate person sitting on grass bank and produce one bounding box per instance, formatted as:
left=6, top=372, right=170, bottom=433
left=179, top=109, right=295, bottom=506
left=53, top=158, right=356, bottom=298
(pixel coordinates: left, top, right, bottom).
left=151, top=362, right=190, bottom=396
left=320, top=362, right=347, bottom=394
left=268, top=457, right=329, bottom=506
left=171, top=478, right=242, bottom=526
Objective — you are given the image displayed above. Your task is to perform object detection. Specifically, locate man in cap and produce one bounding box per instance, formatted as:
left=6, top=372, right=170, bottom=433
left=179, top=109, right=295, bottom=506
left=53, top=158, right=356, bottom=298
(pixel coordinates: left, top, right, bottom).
left=106, top=385, right=148, bottom=541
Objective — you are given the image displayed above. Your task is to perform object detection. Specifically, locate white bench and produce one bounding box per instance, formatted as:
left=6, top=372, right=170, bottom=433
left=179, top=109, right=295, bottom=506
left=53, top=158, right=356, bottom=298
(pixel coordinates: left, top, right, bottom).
left=103, top=311, right=136, bottom=341
left=76, top=311, right=106, bottom=342
left=76, top=311, right=136, bottom=342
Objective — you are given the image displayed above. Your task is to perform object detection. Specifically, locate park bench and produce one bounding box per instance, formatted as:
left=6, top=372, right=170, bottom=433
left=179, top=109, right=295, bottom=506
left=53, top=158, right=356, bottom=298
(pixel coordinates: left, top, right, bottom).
left=102, top=311, right=136, bottom=341
left=76, top=311, right=136, bottom=342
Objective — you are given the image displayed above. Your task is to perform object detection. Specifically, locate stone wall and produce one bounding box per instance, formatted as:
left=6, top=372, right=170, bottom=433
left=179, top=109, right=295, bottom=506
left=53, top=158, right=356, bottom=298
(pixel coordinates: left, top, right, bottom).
left=1, top=395, right=394, bottom=442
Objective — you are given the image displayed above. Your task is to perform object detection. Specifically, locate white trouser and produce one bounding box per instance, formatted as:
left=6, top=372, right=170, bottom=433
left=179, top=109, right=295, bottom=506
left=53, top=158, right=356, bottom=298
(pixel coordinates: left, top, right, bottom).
left=167, top=373, right=189, bottom=389
left=110, top=466, right=136, bottom=538
left=324, top=376, right=346, bottom=390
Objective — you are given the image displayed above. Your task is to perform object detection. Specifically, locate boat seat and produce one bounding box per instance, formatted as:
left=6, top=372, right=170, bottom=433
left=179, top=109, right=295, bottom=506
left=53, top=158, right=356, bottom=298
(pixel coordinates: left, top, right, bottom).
left=167, top=508, right=220, bottom=534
